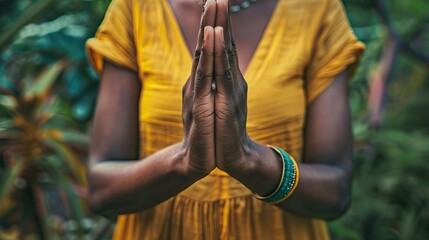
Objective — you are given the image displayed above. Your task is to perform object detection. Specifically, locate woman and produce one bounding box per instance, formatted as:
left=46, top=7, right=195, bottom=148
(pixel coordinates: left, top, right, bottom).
left=86, top=0, right=365, bottom=239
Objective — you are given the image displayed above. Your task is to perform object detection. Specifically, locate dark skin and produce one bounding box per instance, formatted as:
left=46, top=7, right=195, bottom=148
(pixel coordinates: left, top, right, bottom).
left=88, top=0, right=353, bottom=220
left=169, top=0, right=278, bottom=73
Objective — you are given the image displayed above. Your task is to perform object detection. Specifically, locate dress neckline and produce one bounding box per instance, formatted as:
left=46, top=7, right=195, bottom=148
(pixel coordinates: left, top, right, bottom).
left=163, top=0, right=282, bottom=78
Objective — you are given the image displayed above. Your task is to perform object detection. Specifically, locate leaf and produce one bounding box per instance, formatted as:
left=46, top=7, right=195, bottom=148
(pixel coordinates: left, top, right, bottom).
left=0, top=0, right=57, bottom=50
left=43, top=129, right=89, bottom=145
left=61, top=131, right=89, bottom=145
left=24, top=59, right=68, bottom=100
left=35, top=96, right=60, bottom=124
left=42, top=137, right=87, bottom=186
left=0, top=119, right=13, bottom=130
left=0, top=156, right=26, bottom=209
left=44, top=156, right=86, bottom=238
left=0, top=95, right=17, bottom=110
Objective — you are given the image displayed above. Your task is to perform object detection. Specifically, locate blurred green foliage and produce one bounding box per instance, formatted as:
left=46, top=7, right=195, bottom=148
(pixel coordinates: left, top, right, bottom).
left=0, top=0, right=112, bottom=239
left=333, top=0, right=429, bottom=239
left=0, top=0, right=428, bottom=239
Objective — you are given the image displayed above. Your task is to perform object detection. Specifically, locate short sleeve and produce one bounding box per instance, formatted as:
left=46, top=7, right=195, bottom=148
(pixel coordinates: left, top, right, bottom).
left=86, top=0, right=137, bottom=73
left=305, top=0, right=365, bottom=104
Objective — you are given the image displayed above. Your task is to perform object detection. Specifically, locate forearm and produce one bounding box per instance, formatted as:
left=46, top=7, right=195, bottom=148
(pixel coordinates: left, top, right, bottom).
left=229, top=140, right=351, bottom=220
left=277, top=163, right=351, bottom=219
left=87, top=142, right=204, bottom=217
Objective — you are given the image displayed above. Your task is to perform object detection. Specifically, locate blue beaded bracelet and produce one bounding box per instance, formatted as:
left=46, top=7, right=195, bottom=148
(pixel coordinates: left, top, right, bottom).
left=253, top=145, right=300, bottom=204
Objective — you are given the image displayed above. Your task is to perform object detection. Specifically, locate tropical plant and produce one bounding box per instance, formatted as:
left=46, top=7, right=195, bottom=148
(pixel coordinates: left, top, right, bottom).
left=0, top=58, right=88, bottom=238
left=0, top=0, right=113, bottom=239
left=329, top=0, right=429, bottom=239
left=0, top=0, right=428, bottom=239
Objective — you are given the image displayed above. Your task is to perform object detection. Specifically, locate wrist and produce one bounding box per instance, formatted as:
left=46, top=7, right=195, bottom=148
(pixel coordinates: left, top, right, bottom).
left=176, top=140, right=212, bottom=180
left=227, top=140, right=283, bottom=196
left=225, top=138, right=259, bottom=179
left=253, top=145, right=300, bottom=203
left=219, top=135, right=256, bottom=174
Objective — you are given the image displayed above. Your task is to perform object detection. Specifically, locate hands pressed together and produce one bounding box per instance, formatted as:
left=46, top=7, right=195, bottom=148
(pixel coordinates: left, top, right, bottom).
left=89, top=0, right=353, bottom=218
left=182, top=0, right=252, bottom=175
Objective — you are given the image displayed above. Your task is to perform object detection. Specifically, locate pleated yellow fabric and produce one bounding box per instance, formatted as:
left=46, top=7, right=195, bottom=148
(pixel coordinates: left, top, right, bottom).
left=86, top=0, right=365, bottom=239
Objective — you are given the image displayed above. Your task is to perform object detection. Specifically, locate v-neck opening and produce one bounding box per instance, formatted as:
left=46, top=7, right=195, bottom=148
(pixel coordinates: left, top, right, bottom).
left=163, top=0, right=282, bottom=78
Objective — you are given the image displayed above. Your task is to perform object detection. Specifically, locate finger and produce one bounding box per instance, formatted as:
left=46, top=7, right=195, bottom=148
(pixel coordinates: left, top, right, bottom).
left=196, top=0, right=217, bottom=52
left=215, top=0, right=239, bottom=68
left=191, top=0, right=216, bottom=91
left=214, top=27, right=232, bottom=95
left=195, top=26, right=215, bottom=98
left=215, top=0, right=232, bottom=50
left=227, top=11, right=239, bottom=64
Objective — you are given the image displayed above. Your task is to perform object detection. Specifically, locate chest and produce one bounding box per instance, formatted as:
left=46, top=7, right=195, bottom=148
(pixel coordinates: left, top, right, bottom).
left=136, top=0, right=310, bottom=137
left=167, top=0, right=278, bottom=73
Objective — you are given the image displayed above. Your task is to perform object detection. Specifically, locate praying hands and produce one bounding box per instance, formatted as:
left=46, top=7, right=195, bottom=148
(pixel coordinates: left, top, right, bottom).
left=181, top=0, right=253, bottom=175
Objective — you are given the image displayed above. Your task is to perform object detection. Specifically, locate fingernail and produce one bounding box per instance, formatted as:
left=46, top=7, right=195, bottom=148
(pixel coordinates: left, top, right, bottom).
left=204, top=27, right=209, bottom=43
left=215, top=27, right=224, bottom=45
left=219, top=27, right=224, bottom=42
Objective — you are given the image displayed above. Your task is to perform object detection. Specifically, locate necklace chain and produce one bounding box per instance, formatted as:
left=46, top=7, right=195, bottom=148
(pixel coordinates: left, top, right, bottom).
left=229, top=0, right=257, bottom=13
left=200, top=0, right=257, bottom=14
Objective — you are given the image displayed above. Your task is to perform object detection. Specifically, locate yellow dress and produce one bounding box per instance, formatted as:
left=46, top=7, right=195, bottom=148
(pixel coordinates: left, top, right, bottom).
left=86, top=0, right=365, bottom=239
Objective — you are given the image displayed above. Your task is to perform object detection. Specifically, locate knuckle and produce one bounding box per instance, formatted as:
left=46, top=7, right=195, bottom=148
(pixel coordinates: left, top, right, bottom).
left=193, top=50, right=201, bottom=62
left=232, top=41, right=238, bottom=53
left=201, top=47, right=214, bottom=56
left=226, top=48, right=236, bottom=58
left=220, top=70, right=233, bottom=89
left=194, top=74, right=205, bottom=93
left=195, top=68, right=204, bottom=79
left=195, top=70, right=212, bottom=93
left=225, top=69, right=233, bottom=79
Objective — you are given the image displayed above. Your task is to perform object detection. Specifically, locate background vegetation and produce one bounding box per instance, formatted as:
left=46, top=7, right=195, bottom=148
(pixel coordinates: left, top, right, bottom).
left=1, top=0, right=428, bottom=239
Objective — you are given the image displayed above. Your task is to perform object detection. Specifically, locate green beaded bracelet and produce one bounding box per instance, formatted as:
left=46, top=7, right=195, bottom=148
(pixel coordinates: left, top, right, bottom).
left=253, top=145, right=300, bottom=204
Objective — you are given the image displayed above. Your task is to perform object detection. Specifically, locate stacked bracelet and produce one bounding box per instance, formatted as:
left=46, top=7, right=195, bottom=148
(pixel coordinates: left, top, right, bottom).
left=253, top=145, right=300, bottom=204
